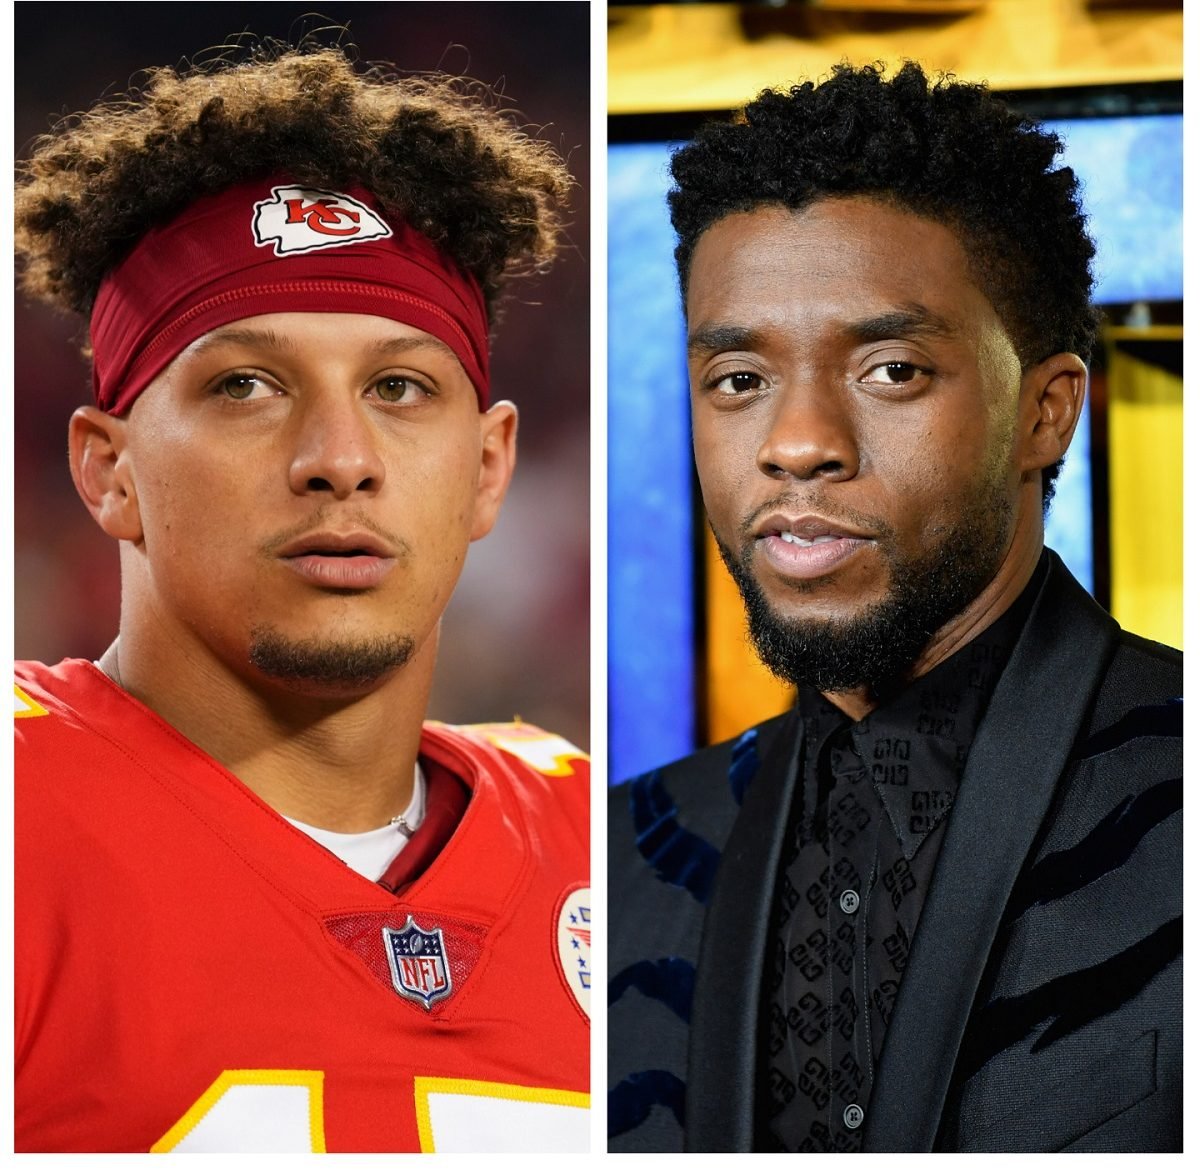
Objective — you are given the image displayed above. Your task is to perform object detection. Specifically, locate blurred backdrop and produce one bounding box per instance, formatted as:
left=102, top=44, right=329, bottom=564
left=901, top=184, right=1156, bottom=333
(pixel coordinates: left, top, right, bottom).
left=607, top=0, right=1182, bottom=780
left=14, top=2, right=590, bottom=749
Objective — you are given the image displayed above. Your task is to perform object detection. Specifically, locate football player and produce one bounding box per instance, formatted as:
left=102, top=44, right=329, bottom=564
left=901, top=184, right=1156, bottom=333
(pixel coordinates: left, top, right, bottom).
left=15, top=44, right=589, bottom=1152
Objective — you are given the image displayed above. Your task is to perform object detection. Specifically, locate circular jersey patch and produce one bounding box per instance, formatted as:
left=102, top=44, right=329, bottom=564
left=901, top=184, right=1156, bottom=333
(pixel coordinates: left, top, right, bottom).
left=554, top=885, right=591, bottom=1022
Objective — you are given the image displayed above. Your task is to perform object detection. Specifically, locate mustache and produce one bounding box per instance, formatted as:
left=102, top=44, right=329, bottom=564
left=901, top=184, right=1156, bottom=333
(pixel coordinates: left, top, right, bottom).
left=259, top=506, right=411, bottom=559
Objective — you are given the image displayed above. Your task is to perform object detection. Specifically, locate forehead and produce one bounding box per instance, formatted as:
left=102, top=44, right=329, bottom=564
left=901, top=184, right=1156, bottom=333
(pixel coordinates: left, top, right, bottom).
left=181, top=312, right=461, bottom=363
left=685, top=198, right=996, bottom=340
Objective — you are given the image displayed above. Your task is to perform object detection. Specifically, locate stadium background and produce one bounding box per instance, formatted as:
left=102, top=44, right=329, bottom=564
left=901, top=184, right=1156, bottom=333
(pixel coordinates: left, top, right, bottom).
left=14, top=2, right=590, bottom=750
left=607, top=0, right=1182, bottom=781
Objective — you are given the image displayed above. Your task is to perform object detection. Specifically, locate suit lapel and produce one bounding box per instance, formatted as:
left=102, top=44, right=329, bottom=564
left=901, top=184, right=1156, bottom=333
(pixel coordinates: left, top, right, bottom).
left=863, top=554, right=1118, bottom=1150
left=684, top=707, right=802, bottom=1152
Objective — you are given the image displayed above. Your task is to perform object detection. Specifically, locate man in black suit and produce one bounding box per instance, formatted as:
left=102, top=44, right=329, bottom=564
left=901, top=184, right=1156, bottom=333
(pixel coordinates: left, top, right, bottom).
left=608, top=62, right=1181, bottom=1153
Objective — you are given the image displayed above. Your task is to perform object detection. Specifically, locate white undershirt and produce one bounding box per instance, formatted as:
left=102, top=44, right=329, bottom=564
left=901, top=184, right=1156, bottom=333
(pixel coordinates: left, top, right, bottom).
left=284, top=763, right=426, bottom=881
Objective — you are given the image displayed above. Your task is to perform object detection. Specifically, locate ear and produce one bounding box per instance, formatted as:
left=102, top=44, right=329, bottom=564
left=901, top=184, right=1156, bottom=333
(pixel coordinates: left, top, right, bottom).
left=68, top=406, right=143, bottom=542
left=1016, top=352, right=1088, bottom=474
left=470, top=400, right=519, bottom=541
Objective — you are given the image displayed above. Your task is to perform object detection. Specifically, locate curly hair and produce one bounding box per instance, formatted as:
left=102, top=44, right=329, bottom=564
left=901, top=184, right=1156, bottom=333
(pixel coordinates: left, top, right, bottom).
left=669, top=61, right=1099, bottom=505
left=15, top=41, right=572, bottom=324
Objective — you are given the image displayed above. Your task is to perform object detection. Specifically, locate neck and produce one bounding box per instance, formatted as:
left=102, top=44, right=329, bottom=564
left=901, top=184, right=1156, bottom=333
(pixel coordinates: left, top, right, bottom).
left=821, top=521, right=1044, bottom=722
left=100, top=619, right=436, bottom=833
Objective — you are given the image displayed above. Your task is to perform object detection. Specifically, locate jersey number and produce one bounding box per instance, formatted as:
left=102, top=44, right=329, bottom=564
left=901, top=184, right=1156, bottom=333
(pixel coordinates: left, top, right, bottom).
left=151, top=1070, right=589, bottom=1152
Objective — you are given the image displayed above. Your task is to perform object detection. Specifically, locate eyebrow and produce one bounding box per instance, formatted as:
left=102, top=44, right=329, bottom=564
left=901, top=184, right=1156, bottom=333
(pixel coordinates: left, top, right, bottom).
left=686, top=324, right=763, bottom=359
left=188, top=326, right=461, bottom=364
left=686, top=304, right=960, bottom=359
left=364, top=334, right=461, bottom=364
left=189, top=326, right=298, bottom=355
left=844, top=305, right=960, bottom=345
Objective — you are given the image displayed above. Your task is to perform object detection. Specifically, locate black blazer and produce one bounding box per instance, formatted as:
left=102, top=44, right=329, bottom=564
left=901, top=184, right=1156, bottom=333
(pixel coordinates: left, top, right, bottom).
left=608, top=552, right=1181, bottom=1152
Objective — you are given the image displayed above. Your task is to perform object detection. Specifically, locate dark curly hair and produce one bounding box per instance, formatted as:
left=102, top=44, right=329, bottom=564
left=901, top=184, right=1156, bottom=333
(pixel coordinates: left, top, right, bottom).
left=669, top=61, right=1099, bottom=506
left=15, top=41, right=572, bottom=325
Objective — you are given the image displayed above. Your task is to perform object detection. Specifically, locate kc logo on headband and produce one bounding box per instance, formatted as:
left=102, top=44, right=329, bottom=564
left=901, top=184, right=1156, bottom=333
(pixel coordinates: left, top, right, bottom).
left=252, top=184, right=393, bottom=256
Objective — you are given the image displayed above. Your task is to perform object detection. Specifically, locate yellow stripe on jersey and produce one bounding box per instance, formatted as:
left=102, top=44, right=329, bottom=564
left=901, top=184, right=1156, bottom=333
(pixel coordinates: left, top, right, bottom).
left=457, top=721, right=588, bottom=777
left=14, top=685, right=49, bottom=719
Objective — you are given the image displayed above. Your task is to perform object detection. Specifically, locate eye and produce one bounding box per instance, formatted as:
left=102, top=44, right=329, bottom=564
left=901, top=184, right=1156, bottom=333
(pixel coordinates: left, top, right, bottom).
left=216, top=372, right=272, bottom=400
left=371, top=375, right=431, bottom=404
left=861, top=362, right=930, bottom=386
left=710, top=370, right=766, bottom=395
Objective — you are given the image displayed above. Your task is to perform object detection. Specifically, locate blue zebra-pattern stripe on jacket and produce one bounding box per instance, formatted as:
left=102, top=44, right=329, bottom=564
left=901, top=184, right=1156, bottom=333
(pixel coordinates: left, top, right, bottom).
left=609, top=732, right=764, bottom=1143
left=958, top=696, right=1182, bottom=1090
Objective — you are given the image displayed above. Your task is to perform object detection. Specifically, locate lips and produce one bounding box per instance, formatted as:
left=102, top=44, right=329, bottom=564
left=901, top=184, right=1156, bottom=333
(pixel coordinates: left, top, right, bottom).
left=276, top=530, right=394, bottom=559
left=753, top=513, right=875, bottom=542
left=277, top=530, right=397, bottom=589
left=753, top=513, right=875, bottom=581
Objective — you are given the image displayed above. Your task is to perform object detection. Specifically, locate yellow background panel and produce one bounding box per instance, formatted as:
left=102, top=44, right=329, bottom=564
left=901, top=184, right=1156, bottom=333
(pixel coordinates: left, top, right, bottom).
left=610, top=0, right=1182, bottom=114
left=1106, top=330, right=1183, bottom=650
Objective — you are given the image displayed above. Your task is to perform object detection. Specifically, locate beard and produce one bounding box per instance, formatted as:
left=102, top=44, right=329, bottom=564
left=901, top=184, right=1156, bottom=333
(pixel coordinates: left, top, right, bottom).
left=715, top=473, right=1014, bottom=700
left=249, top=627, right=415, bottom=691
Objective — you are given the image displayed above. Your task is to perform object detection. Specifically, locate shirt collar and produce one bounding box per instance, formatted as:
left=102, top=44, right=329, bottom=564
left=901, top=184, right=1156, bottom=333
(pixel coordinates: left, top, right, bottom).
left=796, top=551, right=1049, bottom=857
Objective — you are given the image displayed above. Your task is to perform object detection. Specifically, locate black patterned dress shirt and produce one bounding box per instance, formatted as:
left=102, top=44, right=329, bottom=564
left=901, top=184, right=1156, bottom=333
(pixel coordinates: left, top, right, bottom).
left=757, top=559, right=1046, bottom=1151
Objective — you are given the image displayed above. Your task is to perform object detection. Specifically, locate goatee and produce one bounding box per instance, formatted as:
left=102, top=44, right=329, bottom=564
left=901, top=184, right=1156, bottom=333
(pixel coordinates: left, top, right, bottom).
left=249, top=628, right=415, bottom=691
left=716, top=478, right=1013, bottom=700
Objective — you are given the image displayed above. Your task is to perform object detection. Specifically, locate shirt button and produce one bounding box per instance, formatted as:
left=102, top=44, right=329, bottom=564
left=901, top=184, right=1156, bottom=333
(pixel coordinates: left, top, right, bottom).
left=844, top=1103, right=864, bottom=1130
left=839, top=889, right=860, bottom=914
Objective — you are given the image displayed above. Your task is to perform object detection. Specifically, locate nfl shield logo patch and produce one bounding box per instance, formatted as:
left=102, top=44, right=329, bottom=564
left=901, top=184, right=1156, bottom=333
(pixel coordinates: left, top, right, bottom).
left=382, top=917, right=453, bottom=1010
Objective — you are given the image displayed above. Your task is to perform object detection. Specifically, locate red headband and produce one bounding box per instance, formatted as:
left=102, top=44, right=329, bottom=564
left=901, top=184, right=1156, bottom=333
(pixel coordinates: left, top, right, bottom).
left=89, top=179, right=490, bottom=413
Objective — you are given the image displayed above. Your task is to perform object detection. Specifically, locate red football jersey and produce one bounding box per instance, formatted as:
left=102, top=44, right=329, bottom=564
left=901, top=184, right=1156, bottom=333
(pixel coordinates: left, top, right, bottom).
left=15, top=660, right=590, bottom=1152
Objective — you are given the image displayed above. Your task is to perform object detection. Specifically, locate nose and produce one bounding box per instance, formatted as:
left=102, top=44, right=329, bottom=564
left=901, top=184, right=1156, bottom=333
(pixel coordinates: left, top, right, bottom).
left=287, top=392, right=386, bottom=498
left=756, top=381, right=859, bottom=482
